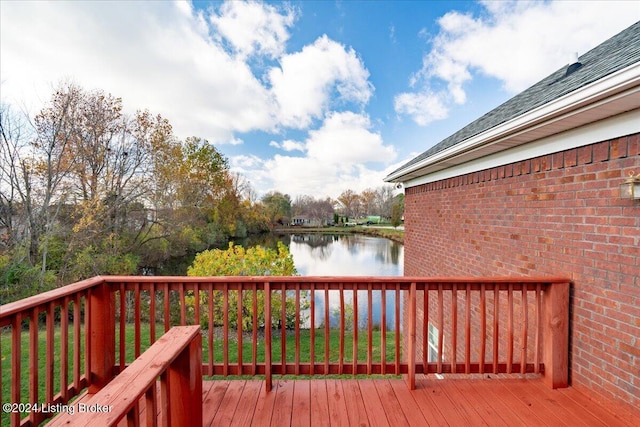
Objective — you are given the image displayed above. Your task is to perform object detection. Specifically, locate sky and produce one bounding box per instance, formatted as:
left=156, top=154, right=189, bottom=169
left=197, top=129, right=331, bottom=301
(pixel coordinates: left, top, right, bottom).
left=1, top=1, right=638, bottom=199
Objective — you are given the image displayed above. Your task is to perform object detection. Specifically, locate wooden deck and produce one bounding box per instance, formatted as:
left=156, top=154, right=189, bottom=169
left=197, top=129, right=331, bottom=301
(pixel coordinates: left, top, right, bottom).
left=68, top=377, right=637, bottom=426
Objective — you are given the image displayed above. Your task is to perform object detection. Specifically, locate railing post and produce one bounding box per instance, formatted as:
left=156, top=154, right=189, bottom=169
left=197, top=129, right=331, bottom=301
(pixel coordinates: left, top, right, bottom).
left=168, top=332, right=203, bottom=426
left=89, top=281, right=116, bottom=393
left=264, top=281, right=272, bottom=392
left=405, top=282, right=417, bottom=390
left=542, top=281, right=570, bottom=389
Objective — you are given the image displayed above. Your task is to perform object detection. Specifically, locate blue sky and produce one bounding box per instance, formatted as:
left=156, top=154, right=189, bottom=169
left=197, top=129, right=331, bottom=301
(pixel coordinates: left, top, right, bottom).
left=1, top=1, right=638, bottom=199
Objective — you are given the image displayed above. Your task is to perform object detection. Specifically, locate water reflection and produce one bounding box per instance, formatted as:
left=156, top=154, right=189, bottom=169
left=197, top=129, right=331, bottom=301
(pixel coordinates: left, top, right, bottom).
left=289, top=234, right=403, bottom=276
left=287, top=234, right=404, bottom=330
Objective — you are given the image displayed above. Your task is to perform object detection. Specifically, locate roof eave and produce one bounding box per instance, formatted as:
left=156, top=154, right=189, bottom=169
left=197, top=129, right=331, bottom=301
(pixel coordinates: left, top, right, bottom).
left=384, top=62, right=640, bottom=184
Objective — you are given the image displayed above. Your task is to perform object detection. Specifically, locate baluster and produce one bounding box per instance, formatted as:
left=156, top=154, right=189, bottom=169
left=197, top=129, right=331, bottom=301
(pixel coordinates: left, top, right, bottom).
left=507, top=283, right=514, bottom=374
left=264, top=282, right=272, bottom=391
left=465, top=283, right=471, bottom=374
left=521, top=286, right=528, bottom=374
left=367, top=284, right=373, bottom=375
left=252, top=283, right=258, bottom=376
left=281, top=283, right=286, bottom=374
left=480, top=283, right=486, bottom=375
left=73, top=294, right=81, bottom=391
left=451, top=284, right=457, bottom=374
left=352, top=285, right=358, bottom=375
left=119, top=284, right=126, bottom=368
left=11, top=313, right=22, bottom=426
left=324, top=284, right=329, bottom=375
left=208, top=283, right=214, bottom=376
left=163, top=283, right=170, bottom=333
left=310, top=286, right=316, bottom=375
left=423, top=285, right=429, bottom=372
left=135, top=282, right=141, bottom=358
left=295, top=283, right=301, bottom=376
left=407, top=282, right=416, bottom=390
left=46, top=302, right=55, bottom=404
left=381, top=286, right=387, bottom=375
left=237, top=286, right=243, bottom=375
left=395, top=284, right=400, bottom=375
left=339, top=283, right=345, bottom=375
left=194, top=283, right=201, bottom=327
left=61, top=297, right=69, bottom=401
left=223, top=283, right=229, bottom=376
left=437, top=284, right=443, bottom=374
left=534, top=283, right=542, bottom=374
left=493, top=285, right=499, bottom=374
left=150, top=283, right=156, bottom=344
left=179, top=282, right=186, bottom=326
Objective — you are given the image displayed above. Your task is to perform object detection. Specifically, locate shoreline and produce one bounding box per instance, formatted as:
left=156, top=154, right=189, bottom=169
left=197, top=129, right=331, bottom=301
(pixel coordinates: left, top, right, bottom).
left=273, top=226, right=404, bottom=244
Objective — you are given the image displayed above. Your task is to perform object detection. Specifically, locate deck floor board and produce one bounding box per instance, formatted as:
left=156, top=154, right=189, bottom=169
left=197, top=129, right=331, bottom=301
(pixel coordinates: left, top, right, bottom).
left=54, top=377, right=637, bottom=426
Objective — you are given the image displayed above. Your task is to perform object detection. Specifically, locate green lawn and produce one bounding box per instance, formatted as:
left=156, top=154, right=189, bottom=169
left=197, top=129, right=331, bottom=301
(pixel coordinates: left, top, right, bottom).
left=2, top=323, right=399, bottom=424
left=116, top=324, right=400, bottom=374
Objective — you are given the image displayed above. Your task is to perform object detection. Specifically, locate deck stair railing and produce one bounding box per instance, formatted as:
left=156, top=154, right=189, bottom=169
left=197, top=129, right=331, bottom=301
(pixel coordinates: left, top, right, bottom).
left=0, top=276, right=569, bottom=426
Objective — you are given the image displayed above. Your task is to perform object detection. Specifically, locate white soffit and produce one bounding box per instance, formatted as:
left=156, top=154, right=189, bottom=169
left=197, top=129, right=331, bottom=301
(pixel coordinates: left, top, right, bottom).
left=404, top=108, right=640, bottom=188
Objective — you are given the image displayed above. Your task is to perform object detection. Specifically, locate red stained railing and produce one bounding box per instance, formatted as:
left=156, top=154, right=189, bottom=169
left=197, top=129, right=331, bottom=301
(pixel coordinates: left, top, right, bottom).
left=0, top=276, right=569, bottom=426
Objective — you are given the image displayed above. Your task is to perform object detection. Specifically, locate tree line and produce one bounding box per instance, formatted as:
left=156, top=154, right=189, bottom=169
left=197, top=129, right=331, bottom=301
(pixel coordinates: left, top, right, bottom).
left=0, top=82, right=402, bottom=303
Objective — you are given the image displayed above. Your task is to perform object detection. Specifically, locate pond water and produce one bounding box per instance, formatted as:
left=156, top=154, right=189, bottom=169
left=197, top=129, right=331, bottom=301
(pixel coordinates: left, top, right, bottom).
left=153, top=232, right=404, bottom=330
left=286, top=233, right=404, bottom=330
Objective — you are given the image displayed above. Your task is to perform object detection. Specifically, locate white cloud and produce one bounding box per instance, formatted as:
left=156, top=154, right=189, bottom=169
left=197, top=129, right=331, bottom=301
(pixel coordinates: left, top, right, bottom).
left=210, top=1, right=296, bottom=59
left=0, top=1, right=276, bottom=143
left=396, top=0, right=640, bottom=126
left=221, top=137, right=244, bottom=146
left=394, top=91, right=449, bottom=126
left=239, top=112, right=396, bottom=198
left=269, top=139, right=306, bottom=152
left=305, top=111, right=395, bottom=164
left=268, top=35, right=373, bottom=128
left=231, top=153, right=264, bottom=170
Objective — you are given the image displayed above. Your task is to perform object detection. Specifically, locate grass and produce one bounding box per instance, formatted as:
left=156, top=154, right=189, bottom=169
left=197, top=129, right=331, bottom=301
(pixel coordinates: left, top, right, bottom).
left=1, top=324, right=86, bottom=425
left=2, top=322, right=400, bottom=424
left=116, top=324, right=400, bottom=375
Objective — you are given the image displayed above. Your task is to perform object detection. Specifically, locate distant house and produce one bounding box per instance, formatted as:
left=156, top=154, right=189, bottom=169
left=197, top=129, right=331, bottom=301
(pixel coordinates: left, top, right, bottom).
left=386, top=22, right=639, bottom=411
left=291, top=216, right=330, bottom=227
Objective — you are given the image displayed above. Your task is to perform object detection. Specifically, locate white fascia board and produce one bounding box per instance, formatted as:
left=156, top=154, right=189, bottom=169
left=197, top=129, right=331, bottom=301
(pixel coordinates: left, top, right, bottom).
left=403, top=109, right=640, bottom=188
left=386, top=62, right=640, bottom=183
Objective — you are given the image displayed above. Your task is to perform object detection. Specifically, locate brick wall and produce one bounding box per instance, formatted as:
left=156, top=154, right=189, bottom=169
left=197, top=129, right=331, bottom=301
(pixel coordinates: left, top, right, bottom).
left=404, top=133, right=639, bottom=408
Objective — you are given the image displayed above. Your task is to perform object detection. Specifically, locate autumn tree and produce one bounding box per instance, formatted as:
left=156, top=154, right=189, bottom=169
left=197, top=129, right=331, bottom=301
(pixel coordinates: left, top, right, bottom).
left=360, top=188, right=377, bottom=216
left=261, top=191, right=292, bottom=228
left=292, top=195, right=334, bottom=225
left=338, top=189, right=361, bottom=220
left=390, top=194, right=405, bottom=228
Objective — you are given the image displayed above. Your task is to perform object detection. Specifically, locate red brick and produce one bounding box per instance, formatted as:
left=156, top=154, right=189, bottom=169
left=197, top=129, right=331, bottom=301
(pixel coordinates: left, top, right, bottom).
left=578, top=145, right=593, bottom=165
left=405, top=133, right=640, bottom=409
left=593, top=141, right=610, bottom=162
left=553, top=152, right=564, bottom=169
left=564, top=149, right=578, bottom=167
left=628, top=133, right=639, bottom=156
left=609, top=137, right=627, bottom=159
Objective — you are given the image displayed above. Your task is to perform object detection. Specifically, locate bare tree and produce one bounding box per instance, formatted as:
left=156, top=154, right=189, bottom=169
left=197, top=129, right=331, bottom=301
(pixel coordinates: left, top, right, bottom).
left=360, top=188, right=377, bottom=216
left=338, top=189, right=361, bottom=220
left=0, top=103, right=30, bottom=251
left=375, top=185, right=396, bottom=219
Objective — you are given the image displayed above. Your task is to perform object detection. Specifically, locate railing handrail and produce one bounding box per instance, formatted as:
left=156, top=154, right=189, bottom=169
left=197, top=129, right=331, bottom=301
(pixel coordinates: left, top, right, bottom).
left=0, top=276, right=104, bottom=320
left=48, top=325, right=202, bottom=427
left=0, top=275, right=570, bottom=322
left=1, top=275, right=570, bottom=426
left=1, top=275, right=569, bottom=317
left=100, top=275, right=570, bottom=284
